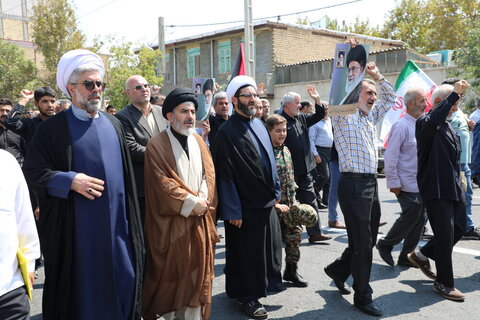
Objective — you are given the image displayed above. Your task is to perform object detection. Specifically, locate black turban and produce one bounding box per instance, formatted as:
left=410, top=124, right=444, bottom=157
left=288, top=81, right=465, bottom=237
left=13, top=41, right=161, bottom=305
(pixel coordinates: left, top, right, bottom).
left=346, top=45, right=367, bottom=68
left=202, top=78, right=214, bottom=93
left=162, top=88, right=198, bottom=119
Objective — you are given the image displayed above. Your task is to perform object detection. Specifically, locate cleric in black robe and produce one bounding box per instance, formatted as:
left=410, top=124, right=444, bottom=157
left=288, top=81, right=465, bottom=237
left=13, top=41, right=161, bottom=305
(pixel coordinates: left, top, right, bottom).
left=212, top=75, right=282, bottom=319
left=23, top=49, right=144, bottom=320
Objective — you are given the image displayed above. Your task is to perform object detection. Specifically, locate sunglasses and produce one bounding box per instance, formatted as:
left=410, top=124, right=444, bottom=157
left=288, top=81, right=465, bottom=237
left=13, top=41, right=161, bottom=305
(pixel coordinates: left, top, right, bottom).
left=134, top=83, right=151, bottom=90
left=71, top=80, right=106, bottom=91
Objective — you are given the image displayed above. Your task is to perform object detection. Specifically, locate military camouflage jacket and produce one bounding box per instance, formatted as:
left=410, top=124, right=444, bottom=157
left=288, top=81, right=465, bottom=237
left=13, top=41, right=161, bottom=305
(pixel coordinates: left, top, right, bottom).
left=273, top=144, right=298, bottom=206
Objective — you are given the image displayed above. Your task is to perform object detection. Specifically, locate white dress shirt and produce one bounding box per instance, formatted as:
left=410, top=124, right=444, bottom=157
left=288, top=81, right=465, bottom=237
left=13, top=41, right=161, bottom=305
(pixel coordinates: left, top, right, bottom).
left=0, top=150, right=40, bottom=296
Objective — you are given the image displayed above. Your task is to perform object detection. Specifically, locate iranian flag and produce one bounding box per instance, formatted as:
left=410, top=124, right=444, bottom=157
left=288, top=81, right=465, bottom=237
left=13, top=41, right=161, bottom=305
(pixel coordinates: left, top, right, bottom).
left=380, top=60, right=436, bottom=143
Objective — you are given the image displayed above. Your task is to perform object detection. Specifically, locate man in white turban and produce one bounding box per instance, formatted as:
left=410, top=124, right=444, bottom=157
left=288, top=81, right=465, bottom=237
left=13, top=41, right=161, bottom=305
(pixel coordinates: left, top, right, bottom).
left=212, top=75, right=283, bottom=320
left=23, top=49, right=145, bottom=320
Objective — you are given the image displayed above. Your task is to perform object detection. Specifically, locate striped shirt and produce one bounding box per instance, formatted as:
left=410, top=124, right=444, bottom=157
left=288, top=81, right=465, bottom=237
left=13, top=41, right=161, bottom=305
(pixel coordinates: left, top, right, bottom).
left=332, top=79, right=396, bottom=173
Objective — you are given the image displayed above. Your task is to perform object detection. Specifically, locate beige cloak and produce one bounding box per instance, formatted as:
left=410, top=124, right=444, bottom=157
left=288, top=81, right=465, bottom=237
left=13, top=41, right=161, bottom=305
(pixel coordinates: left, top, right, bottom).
left=141, top=131, right=219, bottom=320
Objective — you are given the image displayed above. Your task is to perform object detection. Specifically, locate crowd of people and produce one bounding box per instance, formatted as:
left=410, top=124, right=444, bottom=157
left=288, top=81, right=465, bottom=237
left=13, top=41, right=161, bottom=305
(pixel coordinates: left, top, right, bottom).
left=0, top=46, right=477, bottom=320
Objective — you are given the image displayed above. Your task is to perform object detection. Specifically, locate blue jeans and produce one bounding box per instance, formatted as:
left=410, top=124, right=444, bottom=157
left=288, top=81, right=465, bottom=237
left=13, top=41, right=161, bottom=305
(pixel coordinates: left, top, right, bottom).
left=471, top=123, right=480, bottom=176
left=328, top=160, right=340, bottom=222
left=461, top=163, right=474, bottom=231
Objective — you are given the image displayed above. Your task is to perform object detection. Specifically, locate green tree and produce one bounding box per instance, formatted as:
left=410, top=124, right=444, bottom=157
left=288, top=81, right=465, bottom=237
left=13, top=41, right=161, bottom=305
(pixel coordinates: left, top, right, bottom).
left=296, top=16, right=310, bottom=25
left=102, top=37, right=163, bottom=109
left=453, top=21, right=480, bottom=99
left=381, top=0, right=431, bottom=52
left=349, top=17, right=382, bottom=37
left=381, top=0, right=480, bottom=53
left=326, top=18, right=348, bottom=32
left=0, top=40, right=37, bottom=100
left=31, top=0, right=85, bottom=90
left=326, top=17, right=381, bottom=37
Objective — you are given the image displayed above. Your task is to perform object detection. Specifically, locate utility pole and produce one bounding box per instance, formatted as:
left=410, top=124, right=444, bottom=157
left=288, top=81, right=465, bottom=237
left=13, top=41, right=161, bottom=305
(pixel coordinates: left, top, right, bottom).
left=158, top=17, right=166, bottom=80
left=244, top=0, right=255, bottom=77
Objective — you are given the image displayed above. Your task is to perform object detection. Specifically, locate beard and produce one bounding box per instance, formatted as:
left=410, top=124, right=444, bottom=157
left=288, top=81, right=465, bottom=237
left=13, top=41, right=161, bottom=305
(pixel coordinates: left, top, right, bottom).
left=172, top=114, right=195, bottom=136
left=345, top=73, right=363, bottom=94
left=237, top=99, right=256, bottom=116
left=74, top=88, right=101, bottom=113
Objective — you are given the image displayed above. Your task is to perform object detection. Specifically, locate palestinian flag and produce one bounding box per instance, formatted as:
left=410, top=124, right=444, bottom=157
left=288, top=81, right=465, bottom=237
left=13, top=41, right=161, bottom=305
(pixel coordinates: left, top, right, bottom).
left=380, top=60, right=436, bottom=143
left=230, top=43, right=246, bottom=81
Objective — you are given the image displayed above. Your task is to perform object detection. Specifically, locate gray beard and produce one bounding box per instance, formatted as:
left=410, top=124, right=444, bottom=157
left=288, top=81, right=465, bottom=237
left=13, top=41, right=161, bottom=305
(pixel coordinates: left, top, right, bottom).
left=172, top=117, right=195, bottom=136
left=238, top=100, right=256, bottom=116
left=86, top=100, right=100, bottom=113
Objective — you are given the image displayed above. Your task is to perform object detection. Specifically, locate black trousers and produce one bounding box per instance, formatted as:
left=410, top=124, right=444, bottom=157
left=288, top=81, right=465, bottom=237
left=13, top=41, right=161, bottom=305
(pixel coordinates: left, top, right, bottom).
left=295, top=171, right=322, bottom=236
left=325, top=174, right=380, bottom=305
left=420, top=199, right=466, bottom=288
left=314, top=147, right=332, bottom=204
left=0, top=286, right=30, bottom=320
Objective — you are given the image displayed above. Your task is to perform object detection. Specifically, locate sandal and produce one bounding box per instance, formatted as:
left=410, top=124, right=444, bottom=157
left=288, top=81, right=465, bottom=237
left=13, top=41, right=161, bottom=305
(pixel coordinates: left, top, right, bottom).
left=242, top=300, right=268, bottom=319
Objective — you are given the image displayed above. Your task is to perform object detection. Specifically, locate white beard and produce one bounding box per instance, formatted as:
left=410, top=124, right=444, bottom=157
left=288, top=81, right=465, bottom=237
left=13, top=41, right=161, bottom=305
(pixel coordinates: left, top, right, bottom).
left=345, top=73, right=363, bottom=94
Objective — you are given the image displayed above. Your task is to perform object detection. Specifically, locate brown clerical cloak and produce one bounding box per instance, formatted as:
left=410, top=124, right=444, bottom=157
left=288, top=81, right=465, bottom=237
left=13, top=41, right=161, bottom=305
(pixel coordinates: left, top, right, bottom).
left=141, top=130, right=219, bottom=320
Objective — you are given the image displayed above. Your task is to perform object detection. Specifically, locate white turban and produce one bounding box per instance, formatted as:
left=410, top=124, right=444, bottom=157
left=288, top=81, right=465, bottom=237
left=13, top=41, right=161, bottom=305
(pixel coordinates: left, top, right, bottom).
left=226, top=75, right=257, bottom=115
left=56, top=49, right=105, bottom=97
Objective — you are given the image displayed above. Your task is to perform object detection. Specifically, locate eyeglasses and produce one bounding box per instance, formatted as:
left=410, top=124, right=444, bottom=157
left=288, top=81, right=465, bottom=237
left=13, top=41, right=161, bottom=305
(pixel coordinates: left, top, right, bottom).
left=238, top=93, right=259, bottom=99
left=71, top=80, right=106, bottom=91
left=134, top=84, right=151, bottom=90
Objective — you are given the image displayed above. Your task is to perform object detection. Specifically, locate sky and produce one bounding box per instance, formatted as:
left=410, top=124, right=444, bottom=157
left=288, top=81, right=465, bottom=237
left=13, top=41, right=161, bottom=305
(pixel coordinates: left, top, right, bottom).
left=71, top=0, right=398, bottom=48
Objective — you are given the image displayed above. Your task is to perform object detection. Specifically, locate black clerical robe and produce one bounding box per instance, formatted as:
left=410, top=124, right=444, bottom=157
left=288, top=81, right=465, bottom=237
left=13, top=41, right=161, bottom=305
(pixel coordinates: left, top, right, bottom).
left=212, top=113, right=282, bottom=299
left=23, top=111, right=145, bottom=320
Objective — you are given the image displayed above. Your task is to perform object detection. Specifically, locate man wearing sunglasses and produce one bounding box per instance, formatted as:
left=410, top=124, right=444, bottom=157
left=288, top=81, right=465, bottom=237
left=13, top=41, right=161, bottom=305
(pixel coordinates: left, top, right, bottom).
left=116, top=75, right=167, bottom=224
left=23, top=49, right=144, bottom=320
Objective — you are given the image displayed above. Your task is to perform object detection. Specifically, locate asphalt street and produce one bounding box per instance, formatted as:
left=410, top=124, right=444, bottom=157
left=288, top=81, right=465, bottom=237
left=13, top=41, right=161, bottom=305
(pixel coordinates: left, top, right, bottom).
left=30, top=176, right=480, bottom=319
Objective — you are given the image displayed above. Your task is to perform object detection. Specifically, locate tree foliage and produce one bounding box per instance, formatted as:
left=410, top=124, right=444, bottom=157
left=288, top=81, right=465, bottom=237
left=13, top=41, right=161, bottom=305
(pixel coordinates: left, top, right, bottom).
left=0, top=40, right=37, bottom=100
left=454, top=21, right=480, bottom=98
left=382, top=0, right=480, bottom=53
left=31, top=0, right=85, bottom=90
left=98, top=37, right=163, bottom=109
left=326, top=17, right=381, bottom=37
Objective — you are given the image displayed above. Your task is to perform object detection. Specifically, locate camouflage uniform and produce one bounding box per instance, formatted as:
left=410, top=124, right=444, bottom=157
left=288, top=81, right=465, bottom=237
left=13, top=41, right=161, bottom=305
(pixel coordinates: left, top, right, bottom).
left=274, top=145, right=318, bottom=264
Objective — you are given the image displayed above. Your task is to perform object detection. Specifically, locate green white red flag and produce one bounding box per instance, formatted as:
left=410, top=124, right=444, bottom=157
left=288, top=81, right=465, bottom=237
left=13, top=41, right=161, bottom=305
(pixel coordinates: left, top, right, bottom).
left=380, top=60, right=436, bottom=143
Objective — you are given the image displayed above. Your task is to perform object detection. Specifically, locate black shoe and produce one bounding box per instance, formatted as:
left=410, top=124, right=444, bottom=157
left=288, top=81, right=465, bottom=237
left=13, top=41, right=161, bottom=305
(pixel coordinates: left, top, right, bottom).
left=354, top=301, right=382, bottom=316
left=242, top=300, right=268, bottom=319
left=376, top=243, right=394, bottom=266
left=462, top=227, right=480, bottom=240
left=324, top=266, right=351, bottom=294
left=397, top=253, right=417, bottom=268
left=472, top=174, right=480, bottom=187
left=318, top=202, right=328, bottom=209
left=283, top=262, right=308, bottom=287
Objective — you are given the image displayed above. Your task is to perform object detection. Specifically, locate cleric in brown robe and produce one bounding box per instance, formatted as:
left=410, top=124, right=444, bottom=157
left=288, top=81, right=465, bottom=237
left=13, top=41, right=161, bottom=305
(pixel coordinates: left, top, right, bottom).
left=141, top=88, right=219, bottom=320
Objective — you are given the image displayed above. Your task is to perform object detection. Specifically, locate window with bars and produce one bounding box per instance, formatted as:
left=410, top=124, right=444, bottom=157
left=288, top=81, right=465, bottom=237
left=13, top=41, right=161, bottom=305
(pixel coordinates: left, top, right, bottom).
left=218, top=41, right=231, bottom=74
left=187, top=47, right=200, bottom=78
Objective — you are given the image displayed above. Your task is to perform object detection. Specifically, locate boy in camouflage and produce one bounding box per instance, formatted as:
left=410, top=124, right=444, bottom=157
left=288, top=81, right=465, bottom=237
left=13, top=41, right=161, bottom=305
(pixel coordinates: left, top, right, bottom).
left=266, top=114, right=318, bottom=287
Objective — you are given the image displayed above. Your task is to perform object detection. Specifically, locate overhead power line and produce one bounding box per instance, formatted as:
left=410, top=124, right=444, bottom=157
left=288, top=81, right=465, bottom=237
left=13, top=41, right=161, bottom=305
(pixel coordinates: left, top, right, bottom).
left=166, top=0, right=363, bottom=28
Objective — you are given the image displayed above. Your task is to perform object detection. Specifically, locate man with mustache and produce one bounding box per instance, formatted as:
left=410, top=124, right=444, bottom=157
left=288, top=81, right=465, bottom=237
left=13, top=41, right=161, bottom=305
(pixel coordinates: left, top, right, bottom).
left=206, top=91, right=229, bottom=148
left=212, top=75, right=282, bottom=320
left=142, top=88, right=219, bottom=320
left=116, top=75, right=166, bottom=224
left=4, top=87, right=56, bottom=151
left=324, top=62, right=396, bottom=317
left=23, top=49, right=144, bottom=320
left=279, top=90, right=331, bottom=243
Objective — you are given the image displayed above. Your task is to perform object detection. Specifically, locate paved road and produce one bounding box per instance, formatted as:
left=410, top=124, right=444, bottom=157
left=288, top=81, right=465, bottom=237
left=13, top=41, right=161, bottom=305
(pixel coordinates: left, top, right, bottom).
left=31, top=176, right=480, bottom=319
